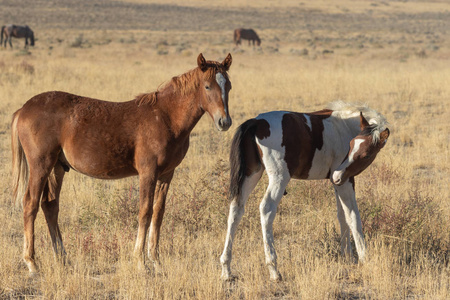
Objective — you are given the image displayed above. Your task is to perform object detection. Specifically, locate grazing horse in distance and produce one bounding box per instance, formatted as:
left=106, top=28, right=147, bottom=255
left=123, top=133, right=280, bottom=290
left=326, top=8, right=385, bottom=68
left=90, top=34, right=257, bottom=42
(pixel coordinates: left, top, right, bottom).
left=220, top=101, right=389, bottom=281
left=1, top=24, right=35, bottom=48
left=234, top=28, right=261, bottom=47
left=12, top=53, right=233, bottom=275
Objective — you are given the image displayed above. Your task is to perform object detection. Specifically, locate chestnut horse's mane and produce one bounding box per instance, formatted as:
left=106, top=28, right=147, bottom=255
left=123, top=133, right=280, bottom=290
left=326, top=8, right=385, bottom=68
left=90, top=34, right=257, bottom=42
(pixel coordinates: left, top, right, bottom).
left=135, top=92, right=158, bottom=106
left=135, top=61, right=228, bottom=106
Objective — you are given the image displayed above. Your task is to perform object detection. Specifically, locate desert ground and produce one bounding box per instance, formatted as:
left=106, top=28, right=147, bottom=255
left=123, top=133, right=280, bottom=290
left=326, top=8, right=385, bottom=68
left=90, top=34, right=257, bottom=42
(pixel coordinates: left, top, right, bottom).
left=0, top=0, right=449, bottom=299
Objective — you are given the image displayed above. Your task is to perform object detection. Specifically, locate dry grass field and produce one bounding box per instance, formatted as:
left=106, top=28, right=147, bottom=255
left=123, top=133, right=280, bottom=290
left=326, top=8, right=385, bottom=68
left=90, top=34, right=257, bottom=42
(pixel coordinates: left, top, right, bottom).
left=0, top=0, right=449, bottom=299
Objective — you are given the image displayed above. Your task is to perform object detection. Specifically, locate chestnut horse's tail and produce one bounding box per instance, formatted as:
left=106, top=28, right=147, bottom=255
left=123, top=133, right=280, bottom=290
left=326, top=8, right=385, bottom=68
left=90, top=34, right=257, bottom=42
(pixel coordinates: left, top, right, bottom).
left=11, top=110, right=28, bottom=208
left=229, top=119, right=261, bottom=201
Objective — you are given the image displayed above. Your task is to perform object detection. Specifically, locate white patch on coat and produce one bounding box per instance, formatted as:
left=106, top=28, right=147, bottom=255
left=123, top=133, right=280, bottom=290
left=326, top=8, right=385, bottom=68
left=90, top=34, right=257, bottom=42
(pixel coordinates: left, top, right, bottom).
left=255, top=112, right=289, bottom=176
left=306, top=120, right=335, bottom=179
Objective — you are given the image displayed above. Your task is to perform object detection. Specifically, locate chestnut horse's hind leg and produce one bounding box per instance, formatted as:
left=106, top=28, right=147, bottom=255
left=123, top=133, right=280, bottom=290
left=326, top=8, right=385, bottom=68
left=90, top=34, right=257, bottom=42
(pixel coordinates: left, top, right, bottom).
left=23, top=156, right=58, bottom=274
left=40, top=162, right=66, bottom=260
left=220, top=170, right=263, bottom=280
left=333, top=178, right=366, bottom=262
left=148, top=171, right=174, bottom=271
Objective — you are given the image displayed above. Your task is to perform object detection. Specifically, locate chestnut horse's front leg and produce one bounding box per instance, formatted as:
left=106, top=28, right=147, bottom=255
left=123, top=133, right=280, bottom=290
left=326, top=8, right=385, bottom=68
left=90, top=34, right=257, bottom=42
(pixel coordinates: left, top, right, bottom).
left=148, top=171, right=174, bottom=272
left=133, top=169, right=157, bottom=271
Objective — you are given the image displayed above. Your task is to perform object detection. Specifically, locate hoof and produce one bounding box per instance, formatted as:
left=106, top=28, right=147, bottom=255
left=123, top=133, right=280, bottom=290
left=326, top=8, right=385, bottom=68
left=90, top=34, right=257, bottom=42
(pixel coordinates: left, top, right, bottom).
left=270, top=272, right=282, bottom=282
left=25, top=260, right=38, bottom=276
left=221, top=274, right=238, bottom=282
left=28, top=271, right=39, bottom=278
left=152, top=261, right=164, bottom=274
left=27, top=270, right=41, bottom=283
left=136, top=261, right=152, bottom=275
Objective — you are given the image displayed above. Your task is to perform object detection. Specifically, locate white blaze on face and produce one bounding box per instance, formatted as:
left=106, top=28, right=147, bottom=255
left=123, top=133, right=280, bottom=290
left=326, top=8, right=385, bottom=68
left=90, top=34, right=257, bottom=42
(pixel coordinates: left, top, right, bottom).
left=215, top=73, right=228, bottom=114
left=348, top=139, right=365, bottom=163
left=332, top=138, right=365, bottom=184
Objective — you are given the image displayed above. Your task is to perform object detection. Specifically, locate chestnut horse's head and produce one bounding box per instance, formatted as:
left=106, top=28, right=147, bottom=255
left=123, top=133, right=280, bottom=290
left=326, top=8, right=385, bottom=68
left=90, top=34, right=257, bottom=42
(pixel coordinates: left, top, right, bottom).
left=197, top=53, right=233, bottom=131
left=332, top=112, right=390, bottom=186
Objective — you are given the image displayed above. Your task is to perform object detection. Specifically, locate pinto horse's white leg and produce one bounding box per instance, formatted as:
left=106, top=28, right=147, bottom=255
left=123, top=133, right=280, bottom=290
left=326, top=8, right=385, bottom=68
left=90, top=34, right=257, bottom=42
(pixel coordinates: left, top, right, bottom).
left=333, top=178, right=366, bottom=262
left=336, top=194, right=353, bottom=259
left=260, top=170, right=290, bottom=281
left=220, top=170, right=263, bottom=280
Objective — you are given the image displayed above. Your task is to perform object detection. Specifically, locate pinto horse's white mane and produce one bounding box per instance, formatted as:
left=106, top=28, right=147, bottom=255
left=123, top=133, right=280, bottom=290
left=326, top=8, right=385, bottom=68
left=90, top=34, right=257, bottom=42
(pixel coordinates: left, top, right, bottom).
left=327, top=100, right=388, bottom=144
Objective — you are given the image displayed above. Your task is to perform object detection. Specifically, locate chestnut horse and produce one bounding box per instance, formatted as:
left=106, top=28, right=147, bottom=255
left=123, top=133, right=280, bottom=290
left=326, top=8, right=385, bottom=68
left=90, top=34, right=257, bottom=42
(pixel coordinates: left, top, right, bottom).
left=220, top=101, right=389, bottom=281
left=1, top=24, right=35, bottom=48
left=233, top=28, right=261, bottom=47
left=12, top=53, right=233, bottom=275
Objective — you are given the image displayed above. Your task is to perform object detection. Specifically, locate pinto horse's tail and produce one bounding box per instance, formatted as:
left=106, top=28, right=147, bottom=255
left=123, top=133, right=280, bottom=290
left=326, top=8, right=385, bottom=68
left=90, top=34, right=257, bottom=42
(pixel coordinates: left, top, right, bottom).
left=11, top=110, right=28, bottom=208
left=229, top=119, right=262, bottom=201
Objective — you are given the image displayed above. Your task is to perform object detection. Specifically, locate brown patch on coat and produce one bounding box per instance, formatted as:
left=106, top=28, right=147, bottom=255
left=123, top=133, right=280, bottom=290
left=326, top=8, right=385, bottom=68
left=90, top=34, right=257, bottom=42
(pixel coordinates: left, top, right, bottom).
left=251, top=119, right=270, bottom=174
left=306, top=110, right=332, bottom=151
left=310, top=109, right=333, bottom=116
left=244, top=119, right=269, bottom=176
left=349, top=176, right=355, bottom=190
left=342, top=135, right=378, bottom=178
left=254, top=118, right=271, bottom=140
left=282, top=111, right=332, bottom=179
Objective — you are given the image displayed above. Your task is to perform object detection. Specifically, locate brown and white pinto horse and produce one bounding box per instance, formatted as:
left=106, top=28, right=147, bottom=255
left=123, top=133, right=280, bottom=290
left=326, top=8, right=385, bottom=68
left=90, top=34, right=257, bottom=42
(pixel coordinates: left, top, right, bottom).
left=233, top=28, right=261, bottom=47
left=1, top=24, right=35, bottom=48
left=12, top=53, right=233, bottom=275
left=220, top=101, right=389, bottom=281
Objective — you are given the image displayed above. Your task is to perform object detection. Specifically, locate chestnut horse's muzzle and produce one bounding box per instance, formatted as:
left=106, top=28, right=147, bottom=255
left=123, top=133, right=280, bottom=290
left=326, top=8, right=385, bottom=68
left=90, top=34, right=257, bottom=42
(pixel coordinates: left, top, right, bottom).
left=215, top=115, right=232, bottom=131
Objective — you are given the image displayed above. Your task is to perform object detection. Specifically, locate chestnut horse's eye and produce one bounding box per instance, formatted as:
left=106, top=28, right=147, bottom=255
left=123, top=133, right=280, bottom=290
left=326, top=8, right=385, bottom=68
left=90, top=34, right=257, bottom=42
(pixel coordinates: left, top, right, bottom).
left=205, top=85, right=211, bottom=90
left=364, top=155, right=371, bottom=159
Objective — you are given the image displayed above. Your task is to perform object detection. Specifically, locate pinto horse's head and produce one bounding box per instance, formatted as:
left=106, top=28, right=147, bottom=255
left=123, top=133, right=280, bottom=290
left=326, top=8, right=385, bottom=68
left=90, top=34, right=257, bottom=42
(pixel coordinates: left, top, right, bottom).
left=197, top=53, right=233, bottom=131
left=332, top=112, right=390, bottom=186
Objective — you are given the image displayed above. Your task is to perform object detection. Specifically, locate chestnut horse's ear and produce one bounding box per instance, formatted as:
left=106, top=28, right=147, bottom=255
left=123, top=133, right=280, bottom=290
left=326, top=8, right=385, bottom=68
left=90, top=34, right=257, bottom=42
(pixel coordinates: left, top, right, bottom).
left=197, top=53, right=208, bottom=71
left=222, top=53, right=232, bottom=71
left=379, top=128, right=390, bottom=148
left=359, top=112, right=370, bottom=131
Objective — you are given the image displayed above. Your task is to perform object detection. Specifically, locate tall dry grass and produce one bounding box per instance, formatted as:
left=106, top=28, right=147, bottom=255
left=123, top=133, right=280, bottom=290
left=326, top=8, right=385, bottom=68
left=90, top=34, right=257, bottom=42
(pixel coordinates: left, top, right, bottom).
left=0, top=21, right=449, bottom=300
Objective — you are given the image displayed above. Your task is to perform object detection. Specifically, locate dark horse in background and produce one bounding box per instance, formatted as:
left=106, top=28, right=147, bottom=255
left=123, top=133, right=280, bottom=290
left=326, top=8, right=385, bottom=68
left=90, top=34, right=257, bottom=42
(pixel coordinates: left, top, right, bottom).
left=1, top=24, right=35, bottom=48
left=234, top=28, right=261, bottom=47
